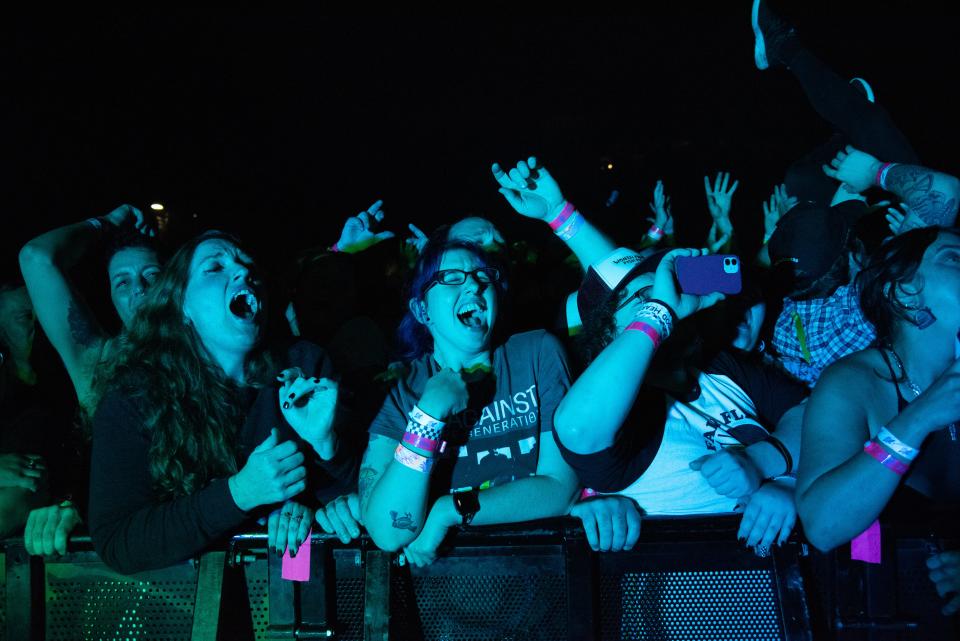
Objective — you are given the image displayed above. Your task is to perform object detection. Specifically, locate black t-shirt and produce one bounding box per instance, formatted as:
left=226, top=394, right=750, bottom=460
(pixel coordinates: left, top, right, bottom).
left=369, top=330, right=571, bottom=493
left=555, top=350, right=808, bottom=515
left=88, top=341, right=358, bottom=574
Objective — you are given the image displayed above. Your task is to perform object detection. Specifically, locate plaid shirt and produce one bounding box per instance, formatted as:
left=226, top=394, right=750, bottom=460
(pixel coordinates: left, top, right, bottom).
left=772, top=284, right=876, bottom=386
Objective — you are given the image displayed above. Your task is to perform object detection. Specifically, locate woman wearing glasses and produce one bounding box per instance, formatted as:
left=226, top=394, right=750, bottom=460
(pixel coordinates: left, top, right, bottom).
left=358, top=238, right=579, bottom=565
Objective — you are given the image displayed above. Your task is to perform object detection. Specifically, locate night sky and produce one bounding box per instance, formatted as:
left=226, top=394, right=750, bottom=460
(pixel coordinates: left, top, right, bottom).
left=5, top=7, right=959, bottom=275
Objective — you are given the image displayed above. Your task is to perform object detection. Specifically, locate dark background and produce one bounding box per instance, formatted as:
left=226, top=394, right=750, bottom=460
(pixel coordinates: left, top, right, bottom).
left=4, top=7, right=959, bottom=278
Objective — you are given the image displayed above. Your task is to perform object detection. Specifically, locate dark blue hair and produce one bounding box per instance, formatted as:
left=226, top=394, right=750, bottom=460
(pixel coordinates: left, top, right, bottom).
left=397, top=238, right=508, bottom=360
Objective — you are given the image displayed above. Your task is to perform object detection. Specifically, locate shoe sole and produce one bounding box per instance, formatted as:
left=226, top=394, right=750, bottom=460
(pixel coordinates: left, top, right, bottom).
left=850, top=77, right=875, bottom=103
left=752, top=0, right=769, bottom=70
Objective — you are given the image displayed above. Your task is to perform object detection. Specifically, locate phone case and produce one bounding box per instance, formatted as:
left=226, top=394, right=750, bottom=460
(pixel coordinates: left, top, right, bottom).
left=675, top=255, right=742, bottom=295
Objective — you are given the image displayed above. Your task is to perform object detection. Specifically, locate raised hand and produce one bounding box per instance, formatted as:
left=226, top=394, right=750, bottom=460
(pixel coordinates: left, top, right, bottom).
left=405, top=223, right=429, bottom=255
left=492, top=157, right=566, bottom=222
left=763, top=184, right=797, bottom=240
left=822, top=145, right=882, bottom=193
left=102, top=204, right=157, bottom=237
left=334, top=200, right=395, bottom=253
left=280, top=376, right=339, bottom=456
left=647, top=180, right=673, bottom=232
left=649, top=248, right=726, bottom=320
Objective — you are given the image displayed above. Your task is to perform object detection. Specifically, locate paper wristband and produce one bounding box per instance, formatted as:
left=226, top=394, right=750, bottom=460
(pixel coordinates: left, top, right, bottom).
left=626, top=321, right=662, bottom=349
left=548, top=201, right=576, bottom=231
left=864, top=440, right=909, bottom=475
left=409, top=406, right=445, bottom=430
left=556, top=213, right=585, bottom=241
left=395, top=444, right=433, bottom=473
left=403, top=431, right=440, bottom=454
left=876, top=426, right=919, bottom=461
left=876, top=162, right=898, bottom=190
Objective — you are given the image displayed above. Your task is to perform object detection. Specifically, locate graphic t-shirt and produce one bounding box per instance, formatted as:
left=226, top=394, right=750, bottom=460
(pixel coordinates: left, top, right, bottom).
left=557, top=351, right=807, bottom=515
left=369, top=330, right=571, bottom=493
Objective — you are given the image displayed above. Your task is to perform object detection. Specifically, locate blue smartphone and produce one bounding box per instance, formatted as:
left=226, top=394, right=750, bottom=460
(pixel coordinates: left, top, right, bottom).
left=676, top=255, right=742, bottom=296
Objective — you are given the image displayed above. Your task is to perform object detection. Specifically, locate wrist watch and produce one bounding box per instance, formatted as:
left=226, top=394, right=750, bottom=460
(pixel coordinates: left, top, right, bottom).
left=452, top=489, right=481, bottom=526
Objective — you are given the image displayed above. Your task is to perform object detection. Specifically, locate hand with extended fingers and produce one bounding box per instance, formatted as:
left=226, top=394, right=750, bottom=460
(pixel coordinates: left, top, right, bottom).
left=334, top=200, right=395, bottom=253
left=649, top=248, right=726, bottom=320
left=822, top=145, right=882, bottom=193
left=102, top=204, right=157, bottom=237
left=705, top=172, right=738, bottom=251
left=278, top=369, right=339, bottom=458
left=405, top=223, right=429, bottom=254
left=268, top=500, right=315, bottom=558
left=492, top=156, right=566, bottom=222
left=886, top=203, right=928, bottom=236
left=647, top=180, right=673, bottom=235
left=762, top=183, right=798, bottom=241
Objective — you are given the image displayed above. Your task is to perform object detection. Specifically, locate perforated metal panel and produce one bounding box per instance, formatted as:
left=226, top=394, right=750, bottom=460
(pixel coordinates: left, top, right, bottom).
left=894, top=539, right=958, bottom=641
left=335, top=576, right=365, bottom=640
left=44, top=560, right=198, bottom=641
left=0, top=551, right=6, bottom=641
left=390, top=548, right=567, bottom=641
left=243, top=557, right=270, bottom=641
left=599, top=569, right=782, bottom=641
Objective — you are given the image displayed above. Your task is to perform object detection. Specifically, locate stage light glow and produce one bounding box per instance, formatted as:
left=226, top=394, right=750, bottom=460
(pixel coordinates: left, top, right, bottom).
left=150, top=203, right=164, bottom=211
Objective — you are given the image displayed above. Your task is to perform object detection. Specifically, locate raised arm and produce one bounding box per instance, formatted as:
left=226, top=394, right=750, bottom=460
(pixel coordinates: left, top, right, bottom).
left=555, top=248, right=725, bottom=454
left=823, top=145, right=960, bottom=227
left=18, top=205, right=153, bottom=407
left=492, top=156, right=615, bottom=270
left=704, top=172, right=739, bottom=253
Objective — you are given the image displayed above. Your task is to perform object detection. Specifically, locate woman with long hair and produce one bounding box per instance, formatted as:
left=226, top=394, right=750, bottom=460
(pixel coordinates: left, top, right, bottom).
left=797, top=227, right=960, bottom=615
left=88, top=231, right=355, bottom=574
left=358, top=237, right=579, bottom=565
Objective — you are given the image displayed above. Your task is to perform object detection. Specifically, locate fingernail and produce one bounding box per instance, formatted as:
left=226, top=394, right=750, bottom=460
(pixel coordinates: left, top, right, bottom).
left=282, top=402, right=290, bottom=410
left=288, top=393, right=296, bottom=399
left=290, top=549, right=297, bottom=558
left=276, top=548, right=283, bottom=558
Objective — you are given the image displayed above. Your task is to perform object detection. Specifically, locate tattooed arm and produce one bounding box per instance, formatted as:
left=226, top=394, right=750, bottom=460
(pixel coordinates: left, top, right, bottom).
left=19, top=219, right=112, bottom=411
left=882, top=164, right=960, bottom=227
left=358, top=434, right=434, bottom=552
left=823, top=146, right=960, bottom=227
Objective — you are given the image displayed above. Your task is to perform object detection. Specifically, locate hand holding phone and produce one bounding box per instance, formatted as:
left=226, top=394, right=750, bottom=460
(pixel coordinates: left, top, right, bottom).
left=676, top=255, right=742, bottom=296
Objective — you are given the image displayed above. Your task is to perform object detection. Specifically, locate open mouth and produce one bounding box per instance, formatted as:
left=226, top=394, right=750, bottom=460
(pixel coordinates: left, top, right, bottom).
left=456, top=300, right=487, bottom=330
left=229, top=289, right=260, bottom=321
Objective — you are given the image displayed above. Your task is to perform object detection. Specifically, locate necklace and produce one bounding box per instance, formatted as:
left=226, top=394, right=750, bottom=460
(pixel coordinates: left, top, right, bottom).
left=889, top=348, right=958, bottom=442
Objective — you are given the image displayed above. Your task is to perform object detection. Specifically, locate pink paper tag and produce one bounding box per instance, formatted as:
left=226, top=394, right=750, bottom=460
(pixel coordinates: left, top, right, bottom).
left=850, top=520, right=882, bottom=564
left=281, top=529, right=312, bottom=581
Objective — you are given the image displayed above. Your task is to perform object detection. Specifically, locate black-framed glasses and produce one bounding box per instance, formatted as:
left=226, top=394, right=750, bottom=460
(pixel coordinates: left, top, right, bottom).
left=423, top=267, right=502, bottom=294
left=615, top=285, right=652, bottom=312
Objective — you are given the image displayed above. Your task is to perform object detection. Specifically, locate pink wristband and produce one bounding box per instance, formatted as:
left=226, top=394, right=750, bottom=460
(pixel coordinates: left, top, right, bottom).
left=394, top=443, right=433, bottom=473
left=403, top=431, right=440, bottom=454
left=646, top=224, right=664, bottom=240
left=875, top=162, right=894, bottom=188
left=625, top=321, right=662, bottom=349
left=548, top=201, right=576, bottom=231
left=864, top=440, right=909, bottom=475
left=555, top=212, right=585, bottom=241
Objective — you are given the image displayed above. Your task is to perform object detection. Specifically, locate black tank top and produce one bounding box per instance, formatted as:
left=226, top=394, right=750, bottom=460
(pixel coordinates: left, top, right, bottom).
left=877, top=348, right=960, bottom=507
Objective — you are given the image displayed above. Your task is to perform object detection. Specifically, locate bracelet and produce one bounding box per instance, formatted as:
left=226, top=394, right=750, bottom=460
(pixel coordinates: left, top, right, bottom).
left=764, top=435, right=793, bottom=476
left=864, top=440, right=910, bottom=476
left=635, top=300, right=675, bottom=338
left=86, top=217, right=103, bottom=232
left=548, top=201, right=576, bottom=231
left=409, top=405, right=444, bottom=431
left=876, top=426, right=919, bottom=461
left=625, top=321, right=662, bottom=349
left=402, top=431, right=440, bottom=455
left=876, top=162, right=898, bottom=190
left=646, top=224, right=664, bottom=241
left=645, top=298, right=679, bottom=326
left=394, top=444, right=433, bottom=473
left=555, top=212, right=585, bottom=241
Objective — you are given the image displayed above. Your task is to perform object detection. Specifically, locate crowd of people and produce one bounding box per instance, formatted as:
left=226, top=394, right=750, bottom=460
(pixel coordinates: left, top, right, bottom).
left=2, top=1, right=958, bottom=623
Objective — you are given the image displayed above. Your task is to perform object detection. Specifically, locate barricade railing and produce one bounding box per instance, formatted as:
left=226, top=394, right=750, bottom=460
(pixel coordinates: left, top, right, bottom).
left=4, top=515, right=816, bottom=641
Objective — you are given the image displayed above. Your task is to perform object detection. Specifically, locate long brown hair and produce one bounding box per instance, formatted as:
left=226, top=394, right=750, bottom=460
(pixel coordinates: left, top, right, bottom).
left=95, top=231, right=274, bottom=499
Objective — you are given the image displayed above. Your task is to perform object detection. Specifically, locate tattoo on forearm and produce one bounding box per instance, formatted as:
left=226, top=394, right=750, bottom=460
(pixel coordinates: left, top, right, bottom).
left=68, top=300, right=98, bottom=348
left=886, top=165, right=959, bottom=227
left=390, top=510, right=418, bottom=532
left=358, top=467, right=378, bottom=506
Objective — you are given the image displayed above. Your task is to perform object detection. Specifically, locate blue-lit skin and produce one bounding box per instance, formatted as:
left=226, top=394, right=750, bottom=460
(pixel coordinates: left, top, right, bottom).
left=0, top=286, right=37, bottom=380
left=182, top=238, right=263, bottom=384
left=108, top=247, right=161, bottom=330
left=448, top=217, right=505, bottom=253
left=797, top=230, right=960, bottom=568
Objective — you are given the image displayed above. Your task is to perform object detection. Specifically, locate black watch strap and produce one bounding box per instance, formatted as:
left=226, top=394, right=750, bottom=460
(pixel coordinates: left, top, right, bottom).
left=453, top=489, right=481, bottom=525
